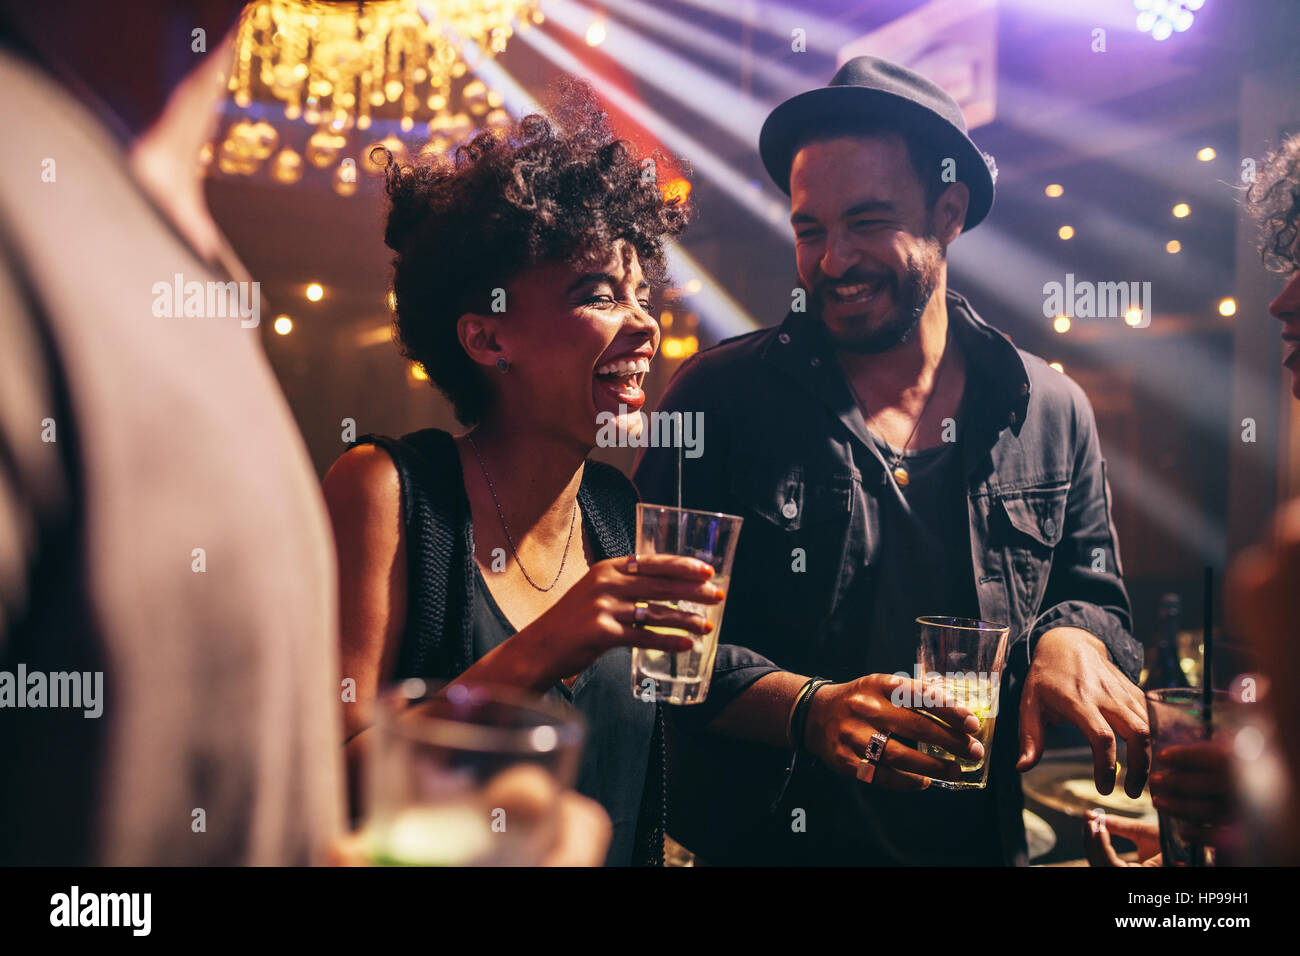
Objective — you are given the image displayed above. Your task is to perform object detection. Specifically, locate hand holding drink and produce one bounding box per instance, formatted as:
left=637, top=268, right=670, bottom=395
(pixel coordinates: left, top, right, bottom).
left=1145, top=688, right=1234, bottom=866
left=914, top=617, right=1011, bottom=790
left=1086, top=740, right=1235, bottom=867
left=629, top=504, right=743, bottom=705
left=360, top=681, right=586, bottom=866
left=511, top=552, right=723, bottom=688
left=803, top=673, right=985, bottom=789
left=1149, top=738, right=1234, bottom=827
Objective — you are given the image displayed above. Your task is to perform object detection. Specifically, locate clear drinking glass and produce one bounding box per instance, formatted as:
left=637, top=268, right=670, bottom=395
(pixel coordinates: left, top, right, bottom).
left=362, top=679, right=585, bottom=866
left=1145, top=688, right=1230, bottom=867
left=915, top=616, right=1010, bottom=790
left=630, top=503, right=743, bottom=705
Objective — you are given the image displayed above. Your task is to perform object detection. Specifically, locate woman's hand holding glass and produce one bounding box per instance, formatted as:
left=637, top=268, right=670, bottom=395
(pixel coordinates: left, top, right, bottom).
left=508, top=554, right=724, bottom=690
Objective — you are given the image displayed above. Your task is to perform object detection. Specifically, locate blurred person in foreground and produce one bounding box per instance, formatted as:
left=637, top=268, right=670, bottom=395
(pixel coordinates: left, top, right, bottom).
left=1230, top=134, right=1300, bottom=861
left=324, top=81, right=732, bottom=867
left=0, top=0, right=343, bottom=864
left=1090, top=134, right=1300, bottom=866
left=0, top=2, right=608, bottom=867
left=0, top=0, right=351, bottom=868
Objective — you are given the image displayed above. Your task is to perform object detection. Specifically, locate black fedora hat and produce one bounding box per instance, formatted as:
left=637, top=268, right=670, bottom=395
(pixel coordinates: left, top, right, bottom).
left=759, top=55, right=996, bottom=231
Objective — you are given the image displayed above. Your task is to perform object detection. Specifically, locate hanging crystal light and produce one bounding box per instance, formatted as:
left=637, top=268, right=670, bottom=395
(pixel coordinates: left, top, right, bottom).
left=214, top=0, right=544, bottom=190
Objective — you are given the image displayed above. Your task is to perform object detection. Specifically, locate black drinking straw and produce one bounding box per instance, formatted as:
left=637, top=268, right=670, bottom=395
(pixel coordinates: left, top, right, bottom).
left=1185, top=566, right=1214, bottom=867
left=1202, top=565, right=1214, bottom=732
left=675, top=414, right=684, bottom=509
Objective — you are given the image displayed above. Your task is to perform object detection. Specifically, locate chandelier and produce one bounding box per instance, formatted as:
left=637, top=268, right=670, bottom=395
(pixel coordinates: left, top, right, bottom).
left=211, top=0, right=544, bottom=192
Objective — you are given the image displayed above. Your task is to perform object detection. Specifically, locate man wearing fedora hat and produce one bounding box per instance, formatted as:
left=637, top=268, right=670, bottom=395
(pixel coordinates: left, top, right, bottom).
left=636, top=57, right=1148, bottom=865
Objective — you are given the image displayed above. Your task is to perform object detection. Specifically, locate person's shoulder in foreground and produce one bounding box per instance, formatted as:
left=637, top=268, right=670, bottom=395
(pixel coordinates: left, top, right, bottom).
left=0, top=40, right=343, bottom=865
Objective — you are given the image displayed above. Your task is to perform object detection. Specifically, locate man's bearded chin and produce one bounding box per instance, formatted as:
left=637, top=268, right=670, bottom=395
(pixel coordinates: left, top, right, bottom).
left=815, top=238, right=946, bottom=355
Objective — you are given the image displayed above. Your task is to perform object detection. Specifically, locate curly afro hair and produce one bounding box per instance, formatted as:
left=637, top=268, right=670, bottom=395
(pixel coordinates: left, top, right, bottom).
left=381, top=79, right=694, bottom=424
left=1249, top=134, right=1300, bottom=275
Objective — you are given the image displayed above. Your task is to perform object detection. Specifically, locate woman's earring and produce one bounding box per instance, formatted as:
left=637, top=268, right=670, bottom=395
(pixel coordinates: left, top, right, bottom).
left=496, top=357, right=510, bottom=373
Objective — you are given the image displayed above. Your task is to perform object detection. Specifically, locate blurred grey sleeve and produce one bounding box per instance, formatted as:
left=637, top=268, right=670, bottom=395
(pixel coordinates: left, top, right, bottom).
left=0, top=244, right=71, bottom=655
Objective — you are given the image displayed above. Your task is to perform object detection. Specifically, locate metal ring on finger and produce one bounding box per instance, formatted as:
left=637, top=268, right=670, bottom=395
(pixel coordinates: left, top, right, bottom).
left=864, top=731, right=889, bottom=762
left=633, top=603, right=648, bottom=625
left=856, top=731, right=890, bottom=783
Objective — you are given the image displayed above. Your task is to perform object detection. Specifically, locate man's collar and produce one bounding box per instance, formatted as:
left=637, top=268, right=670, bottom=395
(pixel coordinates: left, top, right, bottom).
left=945, top=290, right=1031, bottom=437
left=760, top=307, right=877, bottom=453
left=762, top=289, right=1032, bottom=440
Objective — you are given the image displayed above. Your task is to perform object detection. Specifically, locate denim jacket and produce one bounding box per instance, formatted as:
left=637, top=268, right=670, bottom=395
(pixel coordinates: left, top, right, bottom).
left=633, top=289, right=1140, bottom=864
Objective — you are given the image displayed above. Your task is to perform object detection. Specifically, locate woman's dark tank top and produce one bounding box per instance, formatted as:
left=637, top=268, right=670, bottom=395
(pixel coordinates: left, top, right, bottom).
left=470, top=565, right=658, bottom=866
left=356, top=428, right=664, bottom=866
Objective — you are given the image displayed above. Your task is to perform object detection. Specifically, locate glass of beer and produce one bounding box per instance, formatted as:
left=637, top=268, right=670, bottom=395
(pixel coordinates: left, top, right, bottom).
left=361, top=679, right=585, bottom=866
left=1145, top=688, right=1231, bottom=867
left=630, top=504, right=743, bottom=705
left=915, top=616, right=1010, bottom=790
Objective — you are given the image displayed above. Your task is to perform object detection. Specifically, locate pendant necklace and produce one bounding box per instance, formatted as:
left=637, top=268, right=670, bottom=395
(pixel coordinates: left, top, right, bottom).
left=847, top=353, right=946, bottom=490
left=465, top=433, right=577, bottom=592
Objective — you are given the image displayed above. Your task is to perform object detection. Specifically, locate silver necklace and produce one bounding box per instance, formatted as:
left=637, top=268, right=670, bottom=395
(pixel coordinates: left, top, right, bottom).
left=465, top=433, right=578, bottom=592
left=846, top=354, right=945, bottom=490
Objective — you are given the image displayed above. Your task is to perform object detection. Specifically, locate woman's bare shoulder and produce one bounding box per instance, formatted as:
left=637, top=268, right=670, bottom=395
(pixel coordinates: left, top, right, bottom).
left=323, top=443, right=402, bottom=533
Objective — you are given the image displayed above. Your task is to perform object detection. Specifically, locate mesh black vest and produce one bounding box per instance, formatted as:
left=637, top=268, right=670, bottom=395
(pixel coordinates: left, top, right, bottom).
left=356, top=428, right=665, bottom=866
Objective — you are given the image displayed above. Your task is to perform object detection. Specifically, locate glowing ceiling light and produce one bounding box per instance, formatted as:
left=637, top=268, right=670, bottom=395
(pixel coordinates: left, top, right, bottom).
left=1134, top=0, right=1204, bottom=41
left=1172, top=203, right=1191, bottom=218
left=1049, top=362, right=1064, bottom=373
left=273, top=315, right=293, bottom=335
left=1054, top=315, right=1072, bottom=334
left=306, top=283, right=324, bottom=302
left=1058, top=225, right=1075, bottom=240
left=585, top=18, right=606, bottom=46
left=1218, top=297, right=1237, bottom=317
left=269, top=147, right=303, bottom=184
left=1125, top=307, right=1145, bottom=327
left=660, top=177, right=692, bottom=204
left=333, top=162, right=358, bottom=197
left=354, top=323, right=393, bottom=348
left=1196, top=147, right=1216, bottom=162
left=1044, top=184, right=1064, bottom=198
left=1166, top=240, right=1182, bottom=254
left=660, top=335, right=701, bottom=360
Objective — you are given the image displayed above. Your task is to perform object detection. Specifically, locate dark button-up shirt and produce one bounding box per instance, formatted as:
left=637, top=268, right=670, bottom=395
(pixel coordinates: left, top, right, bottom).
left=634, top=290, right=1140, bottom=865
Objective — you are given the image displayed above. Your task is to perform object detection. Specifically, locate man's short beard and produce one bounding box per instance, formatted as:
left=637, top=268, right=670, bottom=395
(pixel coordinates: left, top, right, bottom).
left=829, top=294, right=924, bottom=354
left=813, top=233, right=946, bottom=355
